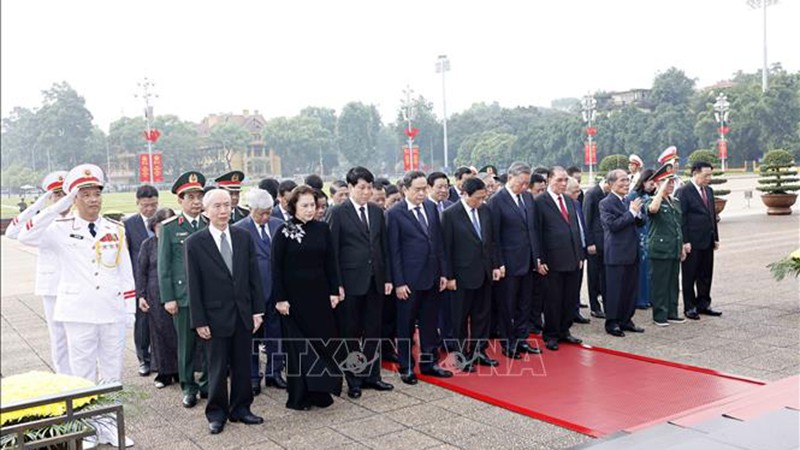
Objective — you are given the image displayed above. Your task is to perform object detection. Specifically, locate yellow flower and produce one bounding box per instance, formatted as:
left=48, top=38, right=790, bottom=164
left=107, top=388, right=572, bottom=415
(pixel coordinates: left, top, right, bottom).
left=790, top=249, right=800, bottom=260
left=0, top=371, right=97, bottom=426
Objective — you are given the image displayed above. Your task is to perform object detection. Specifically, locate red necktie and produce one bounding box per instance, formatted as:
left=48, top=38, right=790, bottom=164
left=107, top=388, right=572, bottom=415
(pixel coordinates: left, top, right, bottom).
left=557, top=195, right=569, bottom=223
left=700, top=187, right=708, bottom=207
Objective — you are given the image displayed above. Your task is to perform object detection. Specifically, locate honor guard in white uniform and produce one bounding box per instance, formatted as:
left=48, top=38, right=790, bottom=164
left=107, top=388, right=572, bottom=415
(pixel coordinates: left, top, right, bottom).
left=629, top=154, right=644, bottom=187
left=658, top=146, right=685, bottom=189
left=18, top=164, right=135, bottom=448
left=6, top=171, right=72, bottom=374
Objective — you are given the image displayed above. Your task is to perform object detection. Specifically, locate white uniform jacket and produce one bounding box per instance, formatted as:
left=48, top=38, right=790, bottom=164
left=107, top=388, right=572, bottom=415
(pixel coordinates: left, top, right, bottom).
left=18, top=207, right=136, bottom=324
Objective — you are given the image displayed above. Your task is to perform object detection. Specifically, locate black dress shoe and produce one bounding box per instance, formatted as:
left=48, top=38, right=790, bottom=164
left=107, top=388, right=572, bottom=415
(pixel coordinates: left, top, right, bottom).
left=199, top=391, right=209, bottom=399
left=590, top=310, right=606, bottom=319
left=622, top=324, right=645, bottom=333
left=517, top=342, right=542, bottom=354
left=363, top=380, right=394, bottom=391
left=698, top=308, right=722, bottom=317
left=573, top=314, right=590, bottom=324
left=580, top=302, right=589, bottom=308
left=421, top=366, right=453, bottom=378
left=476, top=353, right=499, bottom=367
left=230, top=413, right=264, bottom=425
left=265, top=375, right=287, bottom=389
left=545, top=340, right=559, bottom=351
left=251, top=380, right=261, bottom=396
left=208, top=421, right=225, bottom=434
left=182, top=393, right=197, bottom=408
left=461, top=363, right=477, bottom=373
left=400, top=372, right=418, bottom=385
left=501, top=348, right=521, bottom=359
left=138, top=362, right=151, bottom=377
left=347, top=387, right=362, bottom=399
left=560, top=335, right=583, bottom=345
left=607, top=328, right=625, bottom=337
left=685, top=309, right=701, bottom=320
left=528, top=326, right=543, bottom=336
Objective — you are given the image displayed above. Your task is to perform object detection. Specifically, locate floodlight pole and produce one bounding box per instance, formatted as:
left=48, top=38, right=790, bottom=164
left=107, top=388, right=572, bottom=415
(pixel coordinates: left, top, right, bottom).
left=136, top=77, right=157, bottom=184
left=436, top=55, right=450, bottom=172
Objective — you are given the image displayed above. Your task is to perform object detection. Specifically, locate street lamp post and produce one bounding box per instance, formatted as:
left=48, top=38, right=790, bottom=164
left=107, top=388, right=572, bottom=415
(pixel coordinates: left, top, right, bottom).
left=747, top=0, right=777, bottom=93
left=714, top=93, right=731, bottom=171
left=435, top=55, right=450, bottom=172
left=581, top=94, right=598, bottom=184
left=135, top=77, right=158, bottom=184
left=402, top=85, right=417, bottom=154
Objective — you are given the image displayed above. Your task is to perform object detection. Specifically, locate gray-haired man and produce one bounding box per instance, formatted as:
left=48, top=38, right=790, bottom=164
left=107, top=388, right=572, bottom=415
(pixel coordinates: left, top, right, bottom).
left=234, top=188, right=286, bottom=393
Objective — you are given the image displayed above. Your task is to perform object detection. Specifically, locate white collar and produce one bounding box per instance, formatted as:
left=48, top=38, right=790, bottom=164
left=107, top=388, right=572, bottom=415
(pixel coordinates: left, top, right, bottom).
left=460, top=198, right=477, bottom=214
left=183, top=212, right=199, bottom=223
left=546, top=188, right=563, bottom=205
left=350, top=197, right=367, bottom=211
left=407, top=200, right=424, bottom=212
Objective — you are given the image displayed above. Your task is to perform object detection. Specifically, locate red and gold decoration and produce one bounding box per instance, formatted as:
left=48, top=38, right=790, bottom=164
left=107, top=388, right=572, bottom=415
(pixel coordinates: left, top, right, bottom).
left=139, top=152, right=164, bottom=183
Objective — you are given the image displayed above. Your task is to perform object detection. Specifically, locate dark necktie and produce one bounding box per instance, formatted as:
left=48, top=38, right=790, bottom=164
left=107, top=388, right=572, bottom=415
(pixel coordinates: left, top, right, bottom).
left=220, top=232, right=233, bottom=274
left=557, top=195, right=570, bottom=223
left=260, top=224, right=271, bottom=245
left=517, top=193, right=525, bottom=210
left=470, top=208, right=482, bottom=240
left=414, top=206, right=429, bottom=235
left=191, top=219, right=198, bottom=230
left=88, top=222, right=96, bottom=237
left=359, top=205, right=370, bottom=233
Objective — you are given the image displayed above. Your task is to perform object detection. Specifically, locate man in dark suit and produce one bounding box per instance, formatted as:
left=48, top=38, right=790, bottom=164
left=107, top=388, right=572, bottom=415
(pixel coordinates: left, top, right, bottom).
left=566, top=166, right=585, bottom=205
left=488, top=162, right=542, bottom=358
left=675, top=161, right=721, bottom=320
left=215, top=171, right=250, bottom=224
left=442, top=177, right=501, bottom=370
left=583, top=179, right=610, bottom=318
left=234, top=188, right=286, bottom=395
left=125, top=184, right=159, bottom=377
left=599, top=169, right=645, bottom=337
left=535, top=167, right=585, bottom=351
left=329, top=167, right=394, bottom=399
left=427, top=171, right=455, bottom=350
left=272, top=180, right=297, bottom=221
left=186, top=189, right=266, bottom=435
left=567, top=177, right=590, bottom=324
left=387, top=170, right=451, bottom=384
left=447, top=166, right=474, bottom=203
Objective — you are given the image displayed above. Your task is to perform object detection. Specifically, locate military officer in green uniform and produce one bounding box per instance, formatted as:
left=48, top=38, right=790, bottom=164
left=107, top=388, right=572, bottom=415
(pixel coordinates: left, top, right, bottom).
left=215, top=170, right=249, bottom=224
left=159, top=171, right=209, bottom=408
left=645, top=164, right=687, bottom=327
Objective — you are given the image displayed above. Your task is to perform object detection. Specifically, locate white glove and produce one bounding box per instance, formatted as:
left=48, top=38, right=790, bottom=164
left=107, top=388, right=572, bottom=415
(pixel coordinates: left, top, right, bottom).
left=51, top=188, right=78, bottom=214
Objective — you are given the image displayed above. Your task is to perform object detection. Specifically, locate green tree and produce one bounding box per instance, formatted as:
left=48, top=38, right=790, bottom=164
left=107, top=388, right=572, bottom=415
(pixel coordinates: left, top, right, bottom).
left=455, top=130, right=518, bottom=169
left=651, top=67, right=696, bottom=106
left=336, top=102, right=382, bottom=168
left=35, top=82, right=94, bottom=168
left=208, top=122, right=250, bottom=171
left=263, top=115, right=333, bottom=175
left=1, top=107, right=39, bottom=171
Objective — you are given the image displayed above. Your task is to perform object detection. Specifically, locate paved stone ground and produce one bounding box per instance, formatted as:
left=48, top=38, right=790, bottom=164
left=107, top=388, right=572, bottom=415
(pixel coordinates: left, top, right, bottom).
left=2, top=175, right=798, bottom=449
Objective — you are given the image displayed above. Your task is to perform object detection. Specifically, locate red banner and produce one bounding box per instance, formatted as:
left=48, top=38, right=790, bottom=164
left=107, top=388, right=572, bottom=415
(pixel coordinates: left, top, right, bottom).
left=584, top=142, right=597, bottom=165
left=139, top=153, right=164, bottom=183
left=718, top=139, right=727, bottom=160
left=402, top=147, right=420, bottom=171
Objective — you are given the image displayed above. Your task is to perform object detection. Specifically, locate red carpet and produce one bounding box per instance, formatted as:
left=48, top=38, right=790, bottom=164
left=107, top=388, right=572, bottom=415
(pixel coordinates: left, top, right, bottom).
left=384, top=335, right=765, bottom=437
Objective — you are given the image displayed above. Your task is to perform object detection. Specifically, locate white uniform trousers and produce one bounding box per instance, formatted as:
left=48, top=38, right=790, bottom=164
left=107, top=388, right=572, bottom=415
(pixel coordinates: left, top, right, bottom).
left=62, top=321, right=126, bottom=383
left=42, top=295, right=71, bottom=375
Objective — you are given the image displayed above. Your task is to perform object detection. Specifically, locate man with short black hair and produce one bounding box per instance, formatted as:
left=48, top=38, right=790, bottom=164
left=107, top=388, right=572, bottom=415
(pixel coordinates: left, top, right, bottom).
left=304, top=174, right=324, bottom=191
left=529, top=173, right=547, bottom=197
left=330, top=180, right=349, bottom=205
left=329, top=167, right=394, bottom=398
left=259, top=178, right=280, bottom=200
left=272, top=180, right=297, bottom=221
left=675, top=161, right=720, bottom=320
left=427, top=171, right=455, bottom=349
left=126, top=184, right=159, bottom=377
left=448, top=166, right=474, bottom=202
left=566, top=166, right=584, bottom=204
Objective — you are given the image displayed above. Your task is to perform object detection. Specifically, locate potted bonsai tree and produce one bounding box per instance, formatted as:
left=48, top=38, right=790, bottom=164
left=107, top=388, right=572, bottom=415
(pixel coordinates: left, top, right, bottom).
left=756, top=149, right=799, bottom=215
left=687, top=149, right=730, bottom=215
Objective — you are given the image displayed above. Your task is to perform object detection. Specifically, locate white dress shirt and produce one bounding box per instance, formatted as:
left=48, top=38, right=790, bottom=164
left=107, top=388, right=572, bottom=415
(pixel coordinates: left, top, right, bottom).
left=506, top=185, right=524, bottom=207
left=407, top=200, right=429, bottom=223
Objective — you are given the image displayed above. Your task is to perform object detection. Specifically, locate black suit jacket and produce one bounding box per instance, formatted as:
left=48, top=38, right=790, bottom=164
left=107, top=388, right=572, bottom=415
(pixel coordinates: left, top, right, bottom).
left=675, top=183, right=719, bottom=250
left=599, top=193, right=642, bottom=266
left=186, top=226, right=266, bottom=337
left=488, top=187, right=538, bottom=277
left=328, top=200, right=392, bottom=297
left=583, top=185, right=607, bottom=250
left=534, top=192, right=583, bottom=272
left=441, top=201, right=497, bottom=290
left=124, top=214, right=150, bottom=275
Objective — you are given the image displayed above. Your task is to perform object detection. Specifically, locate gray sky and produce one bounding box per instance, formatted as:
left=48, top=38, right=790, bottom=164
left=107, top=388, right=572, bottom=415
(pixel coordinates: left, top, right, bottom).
left=2, top=0, right=799, bottom=131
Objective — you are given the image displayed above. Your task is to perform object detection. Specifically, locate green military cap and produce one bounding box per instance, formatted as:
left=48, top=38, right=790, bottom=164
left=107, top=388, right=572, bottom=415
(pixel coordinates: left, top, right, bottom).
left=171, top=171, right=206, bottom=196
left=214, top=171, right=245, bottom=191
left=648, top=162, right=676, bottom=183
left=478, top=165, right=498, bottom=176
